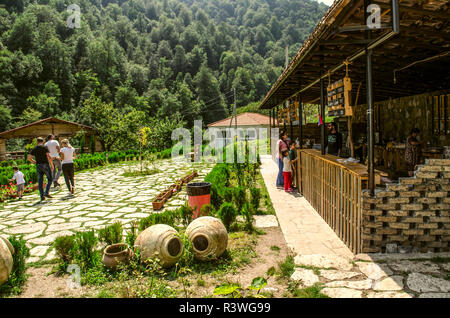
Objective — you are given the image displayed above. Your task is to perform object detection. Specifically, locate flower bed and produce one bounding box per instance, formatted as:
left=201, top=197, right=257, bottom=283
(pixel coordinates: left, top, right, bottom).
left=152, top=171, right=198, bottom=210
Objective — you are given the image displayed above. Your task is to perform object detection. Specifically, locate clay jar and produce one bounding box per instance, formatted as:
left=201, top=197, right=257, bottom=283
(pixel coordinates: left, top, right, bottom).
left=102, top=243, right=134, bottom=270
left=186, top=216, right=228, bottom=261
left=0, top=236, right=15, bottom=286
left=134, top=224, right=184, bottom=267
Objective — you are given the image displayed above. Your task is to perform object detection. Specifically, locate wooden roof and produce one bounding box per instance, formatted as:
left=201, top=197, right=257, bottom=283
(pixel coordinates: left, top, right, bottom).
left=0, top=117, right=96, bottom=139
left=259, top=0, right=450, bottom=109
left=207, top=112, right=272, bottom=127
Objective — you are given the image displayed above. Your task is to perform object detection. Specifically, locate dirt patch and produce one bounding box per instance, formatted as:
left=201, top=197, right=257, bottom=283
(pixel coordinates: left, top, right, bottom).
left=17, top=267, right=96, bottom=298
left=15, top=226, right=291, bottom=298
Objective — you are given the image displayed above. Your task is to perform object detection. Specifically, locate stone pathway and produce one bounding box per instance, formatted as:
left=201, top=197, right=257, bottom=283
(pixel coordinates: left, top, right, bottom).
left=259, top=155, right=450, bottom=298
left=259, top=155, right=353, bottom=258
left=291, top=252, right=450, bottom=298
left=0, top=158, right=214, bottom=263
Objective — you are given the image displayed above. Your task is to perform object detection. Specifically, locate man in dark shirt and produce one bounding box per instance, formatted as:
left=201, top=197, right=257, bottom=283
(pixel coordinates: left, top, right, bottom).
left=325, top=122, right=343, bottom=156
left=28, top=137, right=54, bottom=201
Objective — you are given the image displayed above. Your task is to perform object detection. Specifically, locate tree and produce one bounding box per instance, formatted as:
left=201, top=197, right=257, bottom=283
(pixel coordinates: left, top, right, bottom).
left=0, top=105, right=12, bottom=131
left=81, top=93, right=119, bottom=151
left=194, top=64, right=227, bottom=125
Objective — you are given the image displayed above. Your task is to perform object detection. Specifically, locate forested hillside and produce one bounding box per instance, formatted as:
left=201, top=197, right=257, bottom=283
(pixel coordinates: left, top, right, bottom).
left=0, top=0, right=327, bottom=147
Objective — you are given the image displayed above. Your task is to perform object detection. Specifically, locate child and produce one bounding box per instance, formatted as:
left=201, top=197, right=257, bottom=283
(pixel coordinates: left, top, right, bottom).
left=289, top=143, right=297, bottom=189
left=282, top=149, right=297, bottom=192
left=11, top=166, right=25, bottom=199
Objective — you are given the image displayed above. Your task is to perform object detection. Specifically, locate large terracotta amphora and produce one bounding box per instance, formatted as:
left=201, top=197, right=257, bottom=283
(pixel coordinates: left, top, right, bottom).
left=134, top=224, right=183, bottom=267
left=0, top=236, right=14, bottom=286
left=186, top=216, right=228, bottom=261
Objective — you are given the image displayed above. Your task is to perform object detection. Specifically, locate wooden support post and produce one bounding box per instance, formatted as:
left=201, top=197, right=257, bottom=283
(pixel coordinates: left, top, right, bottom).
left=94, top=135, right=103, bottom=152
left=320, top=56, right=325, bottom=155
left=0, top=138, right=6, bottom=161
left=365, top=0, right=375, bottom=195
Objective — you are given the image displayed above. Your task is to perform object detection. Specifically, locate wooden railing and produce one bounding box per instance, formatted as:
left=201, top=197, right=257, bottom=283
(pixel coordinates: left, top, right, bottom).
left=299, top=149, right=363, bottom=254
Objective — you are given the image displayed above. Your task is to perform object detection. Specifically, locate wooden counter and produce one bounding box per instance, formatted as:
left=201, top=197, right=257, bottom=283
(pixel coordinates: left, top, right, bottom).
left=298, top=148, right=386, bottom=186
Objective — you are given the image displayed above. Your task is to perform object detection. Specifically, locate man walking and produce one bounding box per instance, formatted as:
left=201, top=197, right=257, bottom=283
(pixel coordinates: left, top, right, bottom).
left=45, top=134, right=62, bottom=187
left=28, top=137, right=54, bottom=201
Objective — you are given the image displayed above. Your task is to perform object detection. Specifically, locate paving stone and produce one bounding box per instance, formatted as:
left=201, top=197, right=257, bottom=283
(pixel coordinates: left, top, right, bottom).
left=25, top=210, right=61, bottom=219
left=389, top=260, right=441, bottom=274
left=30, top=245, right=48, bottom=257
left=357, top=262, right=393, bottom=280
left=325, top=279, right=372, bottom=290
left=86, top=206, right=118, bottom=212
left=26, top=257, right=41, bottom=264
left=104, top=213, right=125, bottom=219
left=48, top=218, right=66, bottom=225
left=23, top=230, right=44, bottom=240
left=290, top=268, right=320, bottom=287
left=123, top=212, right=150, bottom=218
left=70, top=204, right=95, bottom=212
left=62, top=211, right=88, bottom=218
left=418, top=293, right=450, bottom=298
left=116, top=207, right=137, bottom=213
left=321, top=288, right=363, bottom=298
left=253, top=215, right=279, bottom=228
left=406, top=273, right=450, bottom=293
left=70, top=217, right=98, bottom=223
left=294, top=254, right=353, bottom=271
left=440, top=263, right=450, bottom=271
left=84, top=220, right=108, bottom=227
left=320, top=270, right=361, bottom=281
left=373, top=276, right=404, bottom=291
left=28, top=231, right=74, bottom=245
left=4, top=222, right=47, bottom=234
left=46, top=222, right=82, bottom=232
left=366, top=291, right=413, bottom=298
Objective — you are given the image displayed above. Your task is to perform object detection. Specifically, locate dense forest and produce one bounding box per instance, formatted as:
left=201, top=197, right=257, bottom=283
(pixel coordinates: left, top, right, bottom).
left=0, top=0, right=327, bottom=150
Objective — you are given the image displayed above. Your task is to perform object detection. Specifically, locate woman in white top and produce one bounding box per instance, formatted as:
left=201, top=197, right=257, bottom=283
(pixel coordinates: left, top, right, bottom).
left=59, top=139, right=77, bottom=194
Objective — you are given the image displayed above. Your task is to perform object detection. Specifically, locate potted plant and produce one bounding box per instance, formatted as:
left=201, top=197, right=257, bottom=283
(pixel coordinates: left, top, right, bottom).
left=152, top=195, right=165, bottom=210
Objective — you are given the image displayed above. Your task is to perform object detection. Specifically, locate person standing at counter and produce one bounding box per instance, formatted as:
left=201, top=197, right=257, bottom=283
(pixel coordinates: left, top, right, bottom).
left=405, top=128, right=422, bottom=177
left=325, top=122, right=343, bottom=156
left=276, top=131, right=288, bottom=188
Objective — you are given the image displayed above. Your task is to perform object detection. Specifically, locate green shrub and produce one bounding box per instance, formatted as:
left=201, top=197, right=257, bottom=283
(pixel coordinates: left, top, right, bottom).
left=223, top=187, right=233, bottom=203
left=0, top=236, right=30, bottom=295
left=98, top=222, right=123, bottom=245
left=241, top=202, right=253, bottom=232
left=138, top=209, right=179, bottom=231
left=73, top=230, right=99, bottom=271
left=200, top=203, right=215, bottom=217
left=218, top=202, right=237, bottom=231
left=278, top=255, right=295, bottom=278
left=179, top=202, right=194, bottom=226
left=54, top=235, right=76, bottom=266
left=125, top=221, right=138, bottom=247
left=209, top=185, right=223, bottom=210
left=232, top=186, right=247, bottom=212
left=250, top=187, right=261, bottom=211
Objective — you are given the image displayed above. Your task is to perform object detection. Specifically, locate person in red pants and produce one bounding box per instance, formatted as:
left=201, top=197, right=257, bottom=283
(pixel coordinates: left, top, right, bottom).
left=282, top=150, right=297, bottom=192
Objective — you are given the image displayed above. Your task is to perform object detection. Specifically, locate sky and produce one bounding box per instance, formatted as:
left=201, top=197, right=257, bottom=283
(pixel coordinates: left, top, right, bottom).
left=317, top=0, right=335, bottom=6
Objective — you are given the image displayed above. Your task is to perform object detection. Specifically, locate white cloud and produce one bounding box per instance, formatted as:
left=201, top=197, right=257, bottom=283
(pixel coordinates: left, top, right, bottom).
left=317, top=0, right=335, bottom=6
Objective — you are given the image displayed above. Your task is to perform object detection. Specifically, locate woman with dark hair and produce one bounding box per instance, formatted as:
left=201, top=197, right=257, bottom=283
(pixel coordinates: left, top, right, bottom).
left=276, top=131, right=288, bottom=188
left=59, top=139, right=77, bottom=194
left=405, top=128, right=422, bottom=177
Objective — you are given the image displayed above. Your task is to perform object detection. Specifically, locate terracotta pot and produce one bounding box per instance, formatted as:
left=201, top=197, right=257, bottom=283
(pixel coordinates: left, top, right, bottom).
left=186, top=216, right=228, bottom=261
left=0, top=236, right=14, bottom=286
left=102, top=243, right=134, bottom=269
left=134, top=224, right=184, bottom=267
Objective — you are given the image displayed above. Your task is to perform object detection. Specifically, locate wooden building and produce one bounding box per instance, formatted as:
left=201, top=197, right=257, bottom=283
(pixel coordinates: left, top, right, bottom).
left=0, top=117, right=102, bottom=160
left=260, top=0, right=449, bottom=254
